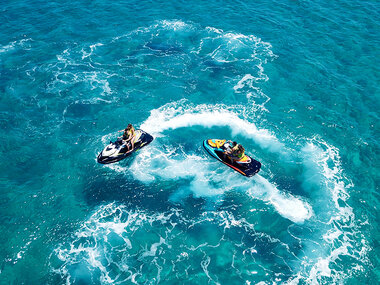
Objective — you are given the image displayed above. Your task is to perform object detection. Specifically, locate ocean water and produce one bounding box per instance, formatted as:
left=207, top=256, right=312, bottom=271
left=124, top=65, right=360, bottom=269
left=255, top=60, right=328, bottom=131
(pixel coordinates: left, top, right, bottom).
left=0, top=0, right=379, bottom=284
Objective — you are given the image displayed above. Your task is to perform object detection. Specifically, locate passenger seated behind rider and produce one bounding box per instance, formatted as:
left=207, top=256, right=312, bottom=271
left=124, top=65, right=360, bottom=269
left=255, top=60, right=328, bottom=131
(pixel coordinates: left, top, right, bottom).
left=120, top=124, right=136, bottom=150
left=224, top=143, right=245, bottom=162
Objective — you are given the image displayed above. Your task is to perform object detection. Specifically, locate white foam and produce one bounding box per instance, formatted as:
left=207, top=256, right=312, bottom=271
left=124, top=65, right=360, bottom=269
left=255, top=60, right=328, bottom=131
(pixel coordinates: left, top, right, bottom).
left=293, top=138, right=370, bottom=283
left=44, top=18, right=368, bottom=283
left=233, top=74, right=271, bottom=110
left=81, top=43, right=104, bottom=60
left=142, top=237, right=166, bottom=257
left=130, top=145, right=227, bottom=198
left=160, top=20, right=189, bottom=31
left=140, top=100, right=286, bottom=155
left=199, top=26, right=275, bottom=109
left=52, top=204, right=181, bottom=283
left=135, top=102, right=367, bottom=281
left=107, top=100, right=311, bottom=223
left=0, top=38, right=32, bottom=53
left=129, top=143, right=311, bottom=223
left=48, top=46, right=116, bottom=98
left=46, top=19, right=276, bottom=113
left=115, top=21, right=276, bottom=111
left=88, top=71, right=112, bottom=95
left=248, top=175, right=313, bottom=223
left=234, top=74, right=255, bottom=91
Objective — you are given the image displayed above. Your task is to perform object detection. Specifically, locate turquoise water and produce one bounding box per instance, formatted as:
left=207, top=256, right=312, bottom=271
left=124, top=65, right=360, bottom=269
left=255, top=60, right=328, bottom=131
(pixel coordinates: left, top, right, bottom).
left=1, top=0, right=379, bottom=283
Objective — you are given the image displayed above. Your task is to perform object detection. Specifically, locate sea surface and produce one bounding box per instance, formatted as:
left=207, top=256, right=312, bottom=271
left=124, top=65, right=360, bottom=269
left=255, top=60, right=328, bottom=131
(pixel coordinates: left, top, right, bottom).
left=0, top=0, right=379, bottom=284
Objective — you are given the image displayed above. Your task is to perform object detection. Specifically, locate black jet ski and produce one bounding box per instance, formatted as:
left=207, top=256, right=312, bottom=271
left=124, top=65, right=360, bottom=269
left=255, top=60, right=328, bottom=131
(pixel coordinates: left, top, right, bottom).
left=203, top=139, right=261, bottom=177
left=97, top=129, right=154, bottom=164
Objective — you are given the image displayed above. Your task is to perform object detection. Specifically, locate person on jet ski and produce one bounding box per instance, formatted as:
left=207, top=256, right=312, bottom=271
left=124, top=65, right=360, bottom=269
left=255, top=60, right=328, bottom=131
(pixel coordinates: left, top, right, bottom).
left=225, top=143, right=245, bottom=162
left=120, top=124, right=136, bottom=150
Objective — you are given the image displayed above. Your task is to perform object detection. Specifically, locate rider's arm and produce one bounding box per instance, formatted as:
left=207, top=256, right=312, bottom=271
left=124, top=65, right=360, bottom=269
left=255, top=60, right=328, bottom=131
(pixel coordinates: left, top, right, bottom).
left=130, top=132, right=136, bottom=149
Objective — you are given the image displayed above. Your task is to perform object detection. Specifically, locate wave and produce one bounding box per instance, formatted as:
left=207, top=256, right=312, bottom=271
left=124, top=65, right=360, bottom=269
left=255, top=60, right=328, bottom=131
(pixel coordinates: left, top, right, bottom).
left=35, top=19, right=276, bottom=114
left=291, top=138, right=370, bottom=284
left=43, top=19, right=368, bottom=284
left=0, top=38, right=32, bottom=54
left=125, top=100, right=311, bottom=223
left=134, top=102, right=368, bottom=282
left=51, top=203, right=297, bottom=284
left=129, top=143, right=312, bottom=223
left=140, top=100, right=286, bottom=155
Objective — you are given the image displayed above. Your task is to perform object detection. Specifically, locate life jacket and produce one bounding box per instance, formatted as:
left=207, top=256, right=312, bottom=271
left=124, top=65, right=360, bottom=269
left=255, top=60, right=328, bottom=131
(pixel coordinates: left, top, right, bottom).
left=229, top=146, right=244, bottom=160
left=123, top=128, right=134, bottom=140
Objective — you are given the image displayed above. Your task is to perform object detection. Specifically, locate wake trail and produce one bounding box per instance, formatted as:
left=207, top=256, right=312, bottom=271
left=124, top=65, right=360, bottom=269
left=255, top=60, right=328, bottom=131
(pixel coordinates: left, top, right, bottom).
left=140, top=100, right=287, bottom=155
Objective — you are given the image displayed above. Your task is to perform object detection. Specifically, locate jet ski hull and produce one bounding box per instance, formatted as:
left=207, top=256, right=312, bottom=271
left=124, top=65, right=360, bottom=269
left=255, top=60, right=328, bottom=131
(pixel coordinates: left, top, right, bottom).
left=97, top=130, right=154, bottom=164
left=203, top=139, right=261, bottom=177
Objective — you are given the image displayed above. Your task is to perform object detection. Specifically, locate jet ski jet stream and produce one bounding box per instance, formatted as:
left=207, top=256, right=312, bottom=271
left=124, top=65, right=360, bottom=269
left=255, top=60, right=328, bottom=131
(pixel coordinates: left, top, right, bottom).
left=97, top=129, right=154, bottom=164
left=203, top=139, right=261, bottom=177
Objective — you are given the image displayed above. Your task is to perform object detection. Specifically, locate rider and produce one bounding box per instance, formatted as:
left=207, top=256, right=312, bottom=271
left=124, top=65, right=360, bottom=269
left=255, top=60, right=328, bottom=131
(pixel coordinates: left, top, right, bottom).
left=121, top=124, right=136, bottom=150
left=225, top=143, right=245, bottom=162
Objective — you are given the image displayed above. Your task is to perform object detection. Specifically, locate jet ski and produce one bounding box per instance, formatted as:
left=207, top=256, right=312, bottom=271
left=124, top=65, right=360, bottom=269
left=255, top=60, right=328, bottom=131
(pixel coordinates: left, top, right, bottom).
left=97, top=129, right=154, bottom=164
left=203, top=139, right=261, bottom=177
